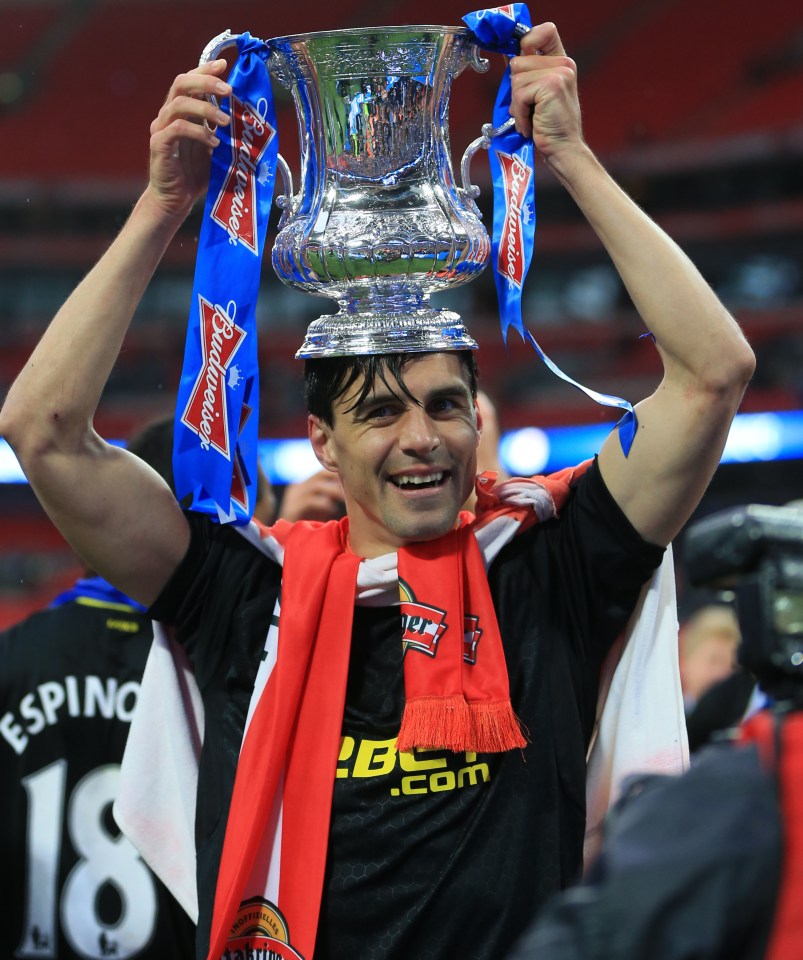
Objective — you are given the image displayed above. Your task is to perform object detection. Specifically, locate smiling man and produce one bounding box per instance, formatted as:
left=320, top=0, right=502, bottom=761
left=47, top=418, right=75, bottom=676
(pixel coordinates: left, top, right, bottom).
left=0, top=21, right=755, bottom=960
left=305, top=352, right=482, bottom=555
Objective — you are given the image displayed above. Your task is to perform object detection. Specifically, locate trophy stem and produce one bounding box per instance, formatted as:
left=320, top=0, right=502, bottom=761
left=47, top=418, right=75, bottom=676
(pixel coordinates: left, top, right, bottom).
left=295, top=291, right=476, bottom=359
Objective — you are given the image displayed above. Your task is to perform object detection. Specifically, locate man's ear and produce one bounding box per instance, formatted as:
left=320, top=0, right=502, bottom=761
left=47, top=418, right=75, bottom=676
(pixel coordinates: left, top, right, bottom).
left=308, top=415, right=338, bottom=473
left=474, top=397, right=484, bottom=449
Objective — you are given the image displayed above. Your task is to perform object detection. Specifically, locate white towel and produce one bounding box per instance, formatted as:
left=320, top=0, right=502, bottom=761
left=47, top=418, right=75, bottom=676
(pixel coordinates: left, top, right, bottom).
left=584, top=544, right=689, bottom=864
left=114, top=624, right=204, bottom=921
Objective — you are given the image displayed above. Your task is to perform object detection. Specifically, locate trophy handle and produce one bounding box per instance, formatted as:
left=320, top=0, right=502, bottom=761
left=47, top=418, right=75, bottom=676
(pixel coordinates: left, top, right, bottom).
left=199, top=29, right=238, bottom=98
left=274, top=155, right=296, bottom=219
left=459, top=117, right=517, bottom=206
left=466, top=44, right=490, bottom=76
left=459, top=22, right=529, bottom=207
left=198, top=31, right=297, bottom=214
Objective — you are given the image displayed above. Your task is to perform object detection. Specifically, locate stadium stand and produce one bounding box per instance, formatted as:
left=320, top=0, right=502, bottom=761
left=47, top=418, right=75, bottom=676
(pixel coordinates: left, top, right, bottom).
left=0, top=0, right=801, bottom=625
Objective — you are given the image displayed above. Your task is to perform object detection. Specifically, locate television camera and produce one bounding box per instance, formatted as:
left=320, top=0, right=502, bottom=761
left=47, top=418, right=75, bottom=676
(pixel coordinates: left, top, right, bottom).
left=683, top=502, right=803, bottom=706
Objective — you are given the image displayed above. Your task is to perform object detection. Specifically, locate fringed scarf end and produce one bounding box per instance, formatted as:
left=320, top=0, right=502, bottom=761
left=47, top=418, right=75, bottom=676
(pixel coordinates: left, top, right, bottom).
left=396, top=696, right=527, bottom=753
left=469, top=699, right=528, bottom=753
left=396, top=695, right=472, bottom=753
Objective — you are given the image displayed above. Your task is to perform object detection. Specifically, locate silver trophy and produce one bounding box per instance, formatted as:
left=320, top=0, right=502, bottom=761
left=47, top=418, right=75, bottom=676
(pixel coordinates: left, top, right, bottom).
left=201, top=26, right=512, bottom=358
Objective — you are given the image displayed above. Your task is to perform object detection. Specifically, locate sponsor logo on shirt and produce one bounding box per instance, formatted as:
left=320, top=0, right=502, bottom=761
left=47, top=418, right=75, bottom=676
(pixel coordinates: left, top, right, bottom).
left=337, top=739, right=493, bottom=798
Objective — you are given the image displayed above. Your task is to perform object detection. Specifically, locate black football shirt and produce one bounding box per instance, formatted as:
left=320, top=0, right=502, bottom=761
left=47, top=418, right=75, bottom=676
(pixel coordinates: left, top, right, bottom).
left=0, top=581, right=196, bottom=959
left=152, top=460, right=664, bottom=960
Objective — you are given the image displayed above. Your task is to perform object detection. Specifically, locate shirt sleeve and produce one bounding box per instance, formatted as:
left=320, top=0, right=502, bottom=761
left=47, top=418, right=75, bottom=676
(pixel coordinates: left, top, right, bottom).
left=147, top=510, right=282, bottom=684
left=492, top=459, right=665, bottom=663
left=147, top=510, right=210, bottom=628
left=571, top=458, right=666, bottom=591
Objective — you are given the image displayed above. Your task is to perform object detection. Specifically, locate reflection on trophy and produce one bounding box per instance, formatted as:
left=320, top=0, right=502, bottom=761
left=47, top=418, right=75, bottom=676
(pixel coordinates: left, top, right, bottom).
left=202, top=26, right=501, bottom=357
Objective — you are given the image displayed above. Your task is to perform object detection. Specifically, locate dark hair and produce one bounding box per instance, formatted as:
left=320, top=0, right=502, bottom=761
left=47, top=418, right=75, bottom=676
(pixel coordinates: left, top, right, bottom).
left=304, top=351, right=479, bottom=426
left=126, top=416, right=176, bottom=492
left=125, top=414, right=270, bottom=508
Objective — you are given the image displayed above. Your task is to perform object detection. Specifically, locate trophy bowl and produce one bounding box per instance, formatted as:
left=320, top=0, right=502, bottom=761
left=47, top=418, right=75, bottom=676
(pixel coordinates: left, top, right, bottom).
left=268, top=25, right=491, bottom=357
left=204, top=25, right=496, bottom=357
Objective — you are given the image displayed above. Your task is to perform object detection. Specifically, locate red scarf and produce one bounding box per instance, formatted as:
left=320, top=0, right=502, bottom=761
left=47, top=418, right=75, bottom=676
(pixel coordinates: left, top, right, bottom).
left=739, top=710, right=803, bottom=960
left=206, top=465, right=585, bottom=960
left=395, top=525, right=526, bottom=753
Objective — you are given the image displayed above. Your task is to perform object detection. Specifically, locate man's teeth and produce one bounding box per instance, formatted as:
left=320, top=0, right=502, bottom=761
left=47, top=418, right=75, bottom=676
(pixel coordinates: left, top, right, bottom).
left=393, top=472, right=444, bottom=488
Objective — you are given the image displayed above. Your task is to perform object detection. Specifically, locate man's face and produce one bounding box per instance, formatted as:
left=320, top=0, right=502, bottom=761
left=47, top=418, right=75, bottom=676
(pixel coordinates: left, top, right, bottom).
left=308, top=353, right=482, bottom=558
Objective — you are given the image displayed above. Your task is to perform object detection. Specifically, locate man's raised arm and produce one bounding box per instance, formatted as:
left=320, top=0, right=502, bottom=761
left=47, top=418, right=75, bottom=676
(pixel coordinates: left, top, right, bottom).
left=0, top=61, right=232, bottom=605
left=511, top=24, right=755, bottom=547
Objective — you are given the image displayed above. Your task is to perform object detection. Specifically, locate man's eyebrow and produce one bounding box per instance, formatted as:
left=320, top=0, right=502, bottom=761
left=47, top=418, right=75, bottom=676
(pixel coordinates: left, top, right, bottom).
left=424, top=383, right=473, bottom=406
left=347, top=380, right=470, bottom=418
left=349, top=388, right=407, bottom=417
left=429, top=383, right=471, bottom=399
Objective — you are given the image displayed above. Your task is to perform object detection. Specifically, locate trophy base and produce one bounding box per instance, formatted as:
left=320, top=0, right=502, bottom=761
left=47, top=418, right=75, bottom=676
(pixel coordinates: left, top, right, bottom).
left=295, top=304, right=478, bottom=359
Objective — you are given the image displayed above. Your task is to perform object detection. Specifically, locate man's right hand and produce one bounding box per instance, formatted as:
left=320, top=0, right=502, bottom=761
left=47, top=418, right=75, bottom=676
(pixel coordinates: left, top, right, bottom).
left=0, top=62, right=238, bottom=607
left=146, top=59, right=232, bottom=220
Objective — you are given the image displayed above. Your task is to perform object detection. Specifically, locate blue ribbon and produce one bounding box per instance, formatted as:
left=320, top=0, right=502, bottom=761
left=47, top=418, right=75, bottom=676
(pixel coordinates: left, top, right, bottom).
left=463, top=6, right=636, bottom=454
left=173, top=33, right=278, bottom=523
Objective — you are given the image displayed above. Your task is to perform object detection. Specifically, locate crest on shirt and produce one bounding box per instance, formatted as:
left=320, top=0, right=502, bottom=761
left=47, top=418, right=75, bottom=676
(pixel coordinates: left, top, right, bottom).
left=399, top=580, right=482, bottom=663
left=225, top=897, right=304, bottom=959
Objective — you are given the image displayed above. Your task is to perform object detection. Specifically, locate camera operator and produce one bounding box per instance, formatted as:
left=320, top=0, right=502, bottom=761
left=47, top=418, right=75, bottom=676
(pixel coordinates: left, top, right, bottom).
left=508, top=502, right=803, bottom=960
